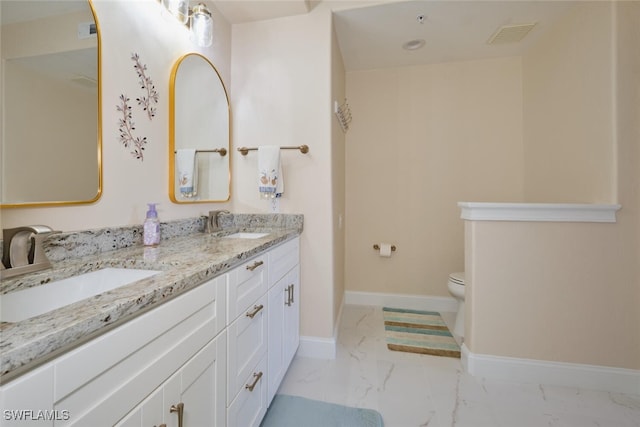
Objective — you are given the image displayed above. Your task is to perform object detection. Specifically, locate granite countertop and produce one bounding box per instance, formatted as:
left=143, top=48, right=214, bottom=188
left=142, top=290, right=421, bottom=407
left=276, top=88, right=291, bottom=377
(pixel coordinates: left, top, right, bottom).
left=0, top=214, right=302, bottom=383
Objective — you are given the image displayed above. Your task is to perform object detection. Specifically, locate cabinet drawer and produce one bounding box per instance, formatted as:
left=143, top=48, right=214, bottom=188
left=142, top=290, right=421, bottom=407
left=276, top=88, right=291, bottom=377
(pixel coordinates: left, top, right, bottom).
left=227, top=255, right=268, bottom=323
left=226, top=357, right=267, bottom=427
left=227, top=294, right=267, bottom=403
left=268, top=237, right=299, bottom=287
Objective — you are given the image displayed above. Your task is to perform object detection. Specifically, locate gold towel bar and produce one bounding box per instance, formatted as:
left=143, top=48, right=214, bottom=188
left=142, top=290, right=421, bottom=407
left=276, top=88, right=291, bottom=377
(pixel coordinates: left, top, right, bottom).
left=237, top=145, right=309, bottom=156
left=174, top=148, right=227, bottom=156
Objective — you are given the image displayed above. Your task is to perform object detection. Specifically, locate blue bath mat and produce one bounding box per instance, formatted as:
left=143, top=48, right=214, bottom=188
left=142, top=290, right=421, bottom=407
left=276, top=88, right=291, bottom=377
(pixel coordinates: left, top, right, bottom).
left=261, top=394, right=384, bottom=427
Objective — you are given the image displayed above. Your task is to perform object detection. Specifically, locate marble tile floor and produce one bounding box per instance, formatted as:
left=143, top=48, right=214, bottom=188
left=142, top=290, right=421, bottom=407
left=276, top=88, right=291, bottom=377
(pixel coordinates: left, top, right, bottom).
left=277, top=305, right=640, bottom=427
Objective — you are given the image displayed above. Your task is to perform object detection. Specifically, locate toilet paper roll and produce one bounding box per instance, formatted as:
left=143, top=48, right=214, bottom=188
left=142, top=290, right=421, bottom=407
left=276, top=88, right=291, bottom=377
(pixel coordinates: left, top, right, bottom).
left=378, top=243, right=393, bottom=257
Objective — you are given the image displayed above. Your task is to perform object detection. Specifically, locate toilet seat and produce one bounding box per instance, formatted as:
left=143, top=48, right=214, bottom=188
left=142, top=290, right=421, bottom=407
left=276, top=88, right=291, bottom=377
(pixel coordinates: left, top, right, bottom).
left=448, top=272, right=465, bottom=286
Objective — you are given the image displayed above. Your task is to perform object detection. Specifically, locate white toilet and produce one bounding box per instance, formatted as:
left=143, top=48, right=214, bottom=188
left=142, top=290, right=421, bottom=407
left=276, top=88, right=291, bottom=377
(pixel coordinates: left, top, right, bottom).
left=447, top=272, right=465, bottom=338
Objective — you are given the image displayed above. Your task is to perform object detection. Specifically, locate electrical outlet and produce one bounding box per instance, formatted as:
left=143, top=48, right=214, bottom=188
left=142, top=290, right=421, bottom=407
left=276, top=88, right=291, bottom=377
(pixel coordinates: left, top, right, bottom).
left=270, top=197, right=280, bottom=213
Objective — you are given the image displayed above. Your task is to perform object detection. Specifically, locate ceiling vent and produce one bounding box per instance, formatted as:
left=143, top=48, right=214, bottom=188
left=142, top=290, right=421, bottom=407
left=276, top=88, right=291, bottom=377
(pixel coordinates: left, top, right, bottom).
left=487, top=23, right=537, bottom=44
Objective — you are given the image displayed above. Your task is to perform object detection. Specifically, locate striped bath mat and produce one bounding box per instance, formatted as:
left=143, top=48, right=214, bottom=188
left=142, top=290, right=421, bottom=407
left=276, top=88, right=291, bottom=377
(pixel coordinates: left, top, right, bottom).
left=383, top=307, right=460, bottom=358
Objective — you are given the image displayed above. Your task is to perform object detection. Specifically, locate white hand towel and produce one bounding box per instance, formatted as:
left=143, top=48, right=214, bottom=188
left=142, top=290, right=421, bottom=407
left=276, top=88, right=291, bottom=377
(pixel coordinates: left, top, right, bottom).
left=258, top=145, right=283, bottom=198
left=176, top=149, right=198, bottom=197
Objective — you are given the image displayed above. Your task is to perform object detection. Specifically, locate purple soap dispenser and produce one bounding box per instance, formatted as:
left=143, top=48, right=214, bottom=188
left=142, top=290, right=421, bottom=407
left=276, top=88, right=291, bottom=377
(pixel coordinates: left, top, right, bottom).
left=143, top=203, right=161, bottom=246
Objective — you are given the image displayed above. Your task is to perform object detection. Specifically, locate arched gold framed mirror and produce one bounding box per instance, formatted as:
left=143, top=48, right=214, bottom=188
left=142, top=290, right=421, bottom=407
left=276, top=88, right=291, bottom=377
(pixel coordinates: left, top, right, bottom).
left=169, top=53, right=231, bottom=203
left=0, top=0, right=102, bottom=207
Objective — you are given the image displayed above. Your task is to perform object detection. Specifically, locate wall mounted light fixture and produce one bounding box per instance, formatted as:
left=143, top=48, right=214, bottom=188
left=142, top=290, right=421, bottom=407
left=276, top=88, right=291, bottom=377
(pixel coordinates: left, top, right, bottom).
left=190, top=3, right=213, bottom=47
left=163, top=0, right=189, bottom=24
left=161, top=0, right=213, bottom=47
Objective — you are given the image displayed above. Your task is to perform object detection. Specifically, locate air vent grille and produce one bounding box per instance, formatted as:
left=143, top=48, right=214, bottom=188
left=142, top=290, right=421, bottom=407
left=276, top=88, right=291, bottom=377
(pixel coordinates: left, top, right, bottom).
left=487, top=23, right=537, bottom=44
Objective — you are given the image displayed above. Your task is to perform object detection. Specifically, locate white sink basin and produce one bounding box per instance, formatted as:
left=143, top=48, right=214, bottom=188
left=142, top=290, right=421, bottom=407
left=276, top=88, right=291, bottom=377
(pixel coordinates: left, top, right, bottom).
left=0, top=268, right=161, bottom=323
left=224, top=232, right=269, bottom=239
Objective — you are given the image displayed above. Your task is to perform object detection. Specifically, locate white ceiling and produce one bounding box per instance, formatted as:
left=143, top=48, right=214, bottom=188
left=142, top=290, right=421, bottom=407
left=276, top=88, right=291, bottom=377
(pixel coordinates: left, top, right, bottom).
left=214, top=0, right=314, bottom=23
left=2, top=0, right=582, bottom=73
left=333, top=1, right=578, bottom=71
left=215, top=0, right=580, bottom=71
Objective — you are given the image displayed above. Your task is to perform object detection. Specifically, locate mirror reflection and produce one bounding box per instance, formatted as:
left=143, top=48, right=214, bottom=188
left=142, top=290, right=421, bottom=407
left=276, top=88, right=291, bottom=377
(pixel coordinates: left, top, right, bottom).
left=0, top=0, right=101, bottom=206
left=169, top=53, right=230, bottom=203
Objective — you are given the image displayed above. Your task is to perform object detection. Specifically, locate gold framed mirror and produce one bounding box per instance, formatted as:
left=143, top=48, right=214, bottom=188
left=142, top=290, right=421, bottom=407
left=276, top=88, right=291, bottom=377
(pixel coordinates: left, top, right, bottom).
left=169, top=53, right=231, bottom=203
left=0, top=0, right=102, bottom=207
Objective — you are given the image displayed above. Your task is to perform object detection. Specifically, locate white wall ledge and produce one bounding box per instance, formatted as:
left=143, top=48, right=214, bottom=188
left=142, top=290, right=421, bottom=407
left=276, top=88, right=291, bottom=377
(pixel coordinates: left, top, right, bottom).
left=458, top=202, right=621, bottom=223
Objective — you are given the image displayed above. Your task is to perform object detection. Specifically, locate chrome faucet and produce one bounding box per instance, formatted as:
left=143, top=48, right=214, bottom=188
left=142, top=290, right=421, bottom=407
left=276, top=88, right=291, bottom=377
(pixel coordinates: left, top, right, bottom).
left=206, top=210, right=230, bottom=233
left=1, top=225, right=58, bottom=279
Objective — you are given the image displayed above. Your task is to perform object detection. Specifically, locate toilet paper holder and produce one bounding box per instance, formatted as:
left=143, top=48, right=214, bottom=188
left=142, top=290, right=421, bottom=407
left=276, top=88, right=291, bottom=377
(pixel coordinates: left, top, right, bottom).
left=373, top=244, right=396, bottom=252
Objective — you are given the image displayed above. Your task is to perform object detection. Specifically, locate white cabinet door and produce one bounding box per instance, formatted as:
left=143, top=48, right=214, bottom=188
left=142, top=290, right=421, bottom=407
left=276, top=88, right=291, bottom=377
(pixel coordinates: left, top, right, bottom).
left=0, top=364, right=54, bottom=427
left=115, top=332, right=226, bottom=427
left=283, top=265, right=300, bottom=369
left=114, top=383, right=164, bottom=427
left=267, top=279, right=286, bottom=404
left=267, top=265, right=300, bottom=405
left=165, top=331, right=227, bottom=427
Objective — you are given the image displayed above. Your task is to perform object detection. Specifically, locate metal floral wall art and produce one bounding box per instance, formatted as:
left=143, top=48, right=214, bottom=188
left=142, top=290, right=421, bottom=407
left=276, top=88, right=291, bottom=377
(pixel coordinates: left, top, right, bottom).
left=117, top=53, right=158, bottom=161
left=132, top=53, right=158, bottom=120
left=117, top=94, right=147, bottom=160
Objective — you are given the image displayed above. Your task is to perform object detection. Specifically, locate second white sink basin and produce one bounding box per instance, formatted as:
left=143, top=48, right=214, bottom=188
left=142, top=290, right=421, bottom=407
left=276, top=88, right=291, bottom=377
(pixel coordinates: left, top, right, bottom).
left=224, top=232, right=269, bottom=239
left=0, top=268, right=161, bottom=323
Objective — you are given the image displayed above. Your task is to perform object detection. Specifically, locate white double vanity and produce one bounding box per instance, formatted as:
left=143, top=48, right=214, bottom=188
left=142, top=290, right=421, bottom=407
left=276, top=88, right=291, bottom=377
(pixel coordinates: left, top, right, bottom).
left=0, top=217, right=302, bottom=427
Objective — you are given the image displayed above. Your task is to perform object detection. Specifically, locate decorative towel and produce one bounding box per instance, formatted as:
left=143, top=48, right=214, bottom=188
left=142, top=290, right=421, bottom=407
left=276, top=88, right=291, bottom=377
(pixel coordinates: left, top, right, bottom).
left=258, top=146, right=283, bottom=198
left=176, top=149, right=197, bottom=197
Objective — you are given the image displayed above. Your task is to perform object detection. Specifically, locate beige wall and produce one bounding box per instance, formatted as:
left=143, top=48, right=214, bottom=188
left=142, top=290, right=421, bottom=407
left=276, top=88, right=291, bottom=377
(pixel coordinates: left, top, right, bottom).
left=345, top=57, right=524, bottom=297
left=614, top=0, right=640, bottom=369
left=465, top=220, right=639, bottom=369
left=230, top=4, right=337, bottom=339
left=3, top=63, right=97, bottom=202
left=1, top=0, right=233, bottom=230
left=522, top=2, right=615, bottom=203
left=465, top=1, right=640, bottom=371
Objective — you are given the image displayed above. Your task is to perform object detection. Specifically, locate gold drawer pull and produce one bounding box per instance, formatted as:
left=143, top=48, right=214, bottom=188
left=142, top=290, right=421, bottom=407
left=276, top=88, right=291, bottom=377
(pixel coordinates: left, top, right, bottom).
left=285, top=285, right=291, bottom=307
left=245, top=371, right=263, bottom=392
left=170, top=402, right=184, bottom=427
left=246, top=260, right=264, bottom=271
left=246, top=304, right=264, bottom=318
left=286, top=284, right=294, bottom=306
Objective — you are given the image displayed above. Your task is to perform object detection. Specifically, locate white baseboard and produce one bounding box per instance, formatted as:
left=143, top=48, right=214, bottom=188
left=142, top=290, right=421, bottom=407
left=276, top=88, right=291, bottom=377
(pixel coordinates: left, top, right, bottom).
left=344, top=290, right=458, bottom=313
left=295, top=295, right=345, bottom=360
left=462, top=344, right=640, bottom=395
left=297, top=336, right=337, bottom=359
